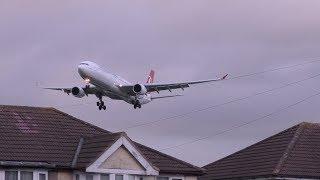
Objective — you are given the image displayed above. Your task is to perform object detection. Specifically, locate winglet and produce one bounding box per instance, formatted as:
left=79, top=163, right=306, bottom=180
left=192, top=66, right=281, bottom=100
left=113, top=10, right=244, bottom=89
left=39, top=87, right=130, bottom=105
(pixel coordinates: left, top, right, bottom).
left=146, top=70, right=155, bottom=84
left=222, top=74, right=229, bottom=80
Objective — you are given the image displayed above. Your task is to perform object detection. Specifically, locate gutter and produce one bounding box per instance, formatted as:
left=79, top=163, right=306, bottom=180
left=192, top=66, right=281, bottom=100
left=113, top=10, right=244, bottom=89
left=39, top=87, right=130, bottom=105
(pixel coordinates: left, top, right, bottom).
left=0, top=161, right=56, bottom=168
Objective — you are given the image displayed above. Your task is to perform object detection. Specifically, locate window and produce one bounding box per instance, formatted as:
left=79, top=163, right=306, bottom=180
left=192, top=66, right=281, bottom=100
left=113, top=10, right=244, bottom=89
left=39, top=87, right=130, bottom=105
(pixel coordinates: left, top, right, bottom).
left=39, top=174, right=46, bottom=180
left=20, top=172, right=33, bottom=180
left=157, top=177, right=169, bottom=180
left=100, top=174, right=109, bottom=180
left=115, top=175, right=123, bottom=180
left=75, top=174, right=80, bottom=180
left=128, top=175, right=135, bottom=180
left=86, top=175, right=93, bottom=180
left=5, top=171, right=18, bottom=180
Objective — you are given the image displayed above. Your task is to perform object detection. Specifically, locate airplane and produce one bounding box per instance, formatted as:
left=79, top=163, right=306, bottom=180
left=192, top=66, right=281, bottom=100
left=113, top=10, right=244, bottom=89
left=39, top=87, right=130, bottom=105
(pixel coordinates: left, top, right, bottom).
left=45, top=61, right=228, bottom=110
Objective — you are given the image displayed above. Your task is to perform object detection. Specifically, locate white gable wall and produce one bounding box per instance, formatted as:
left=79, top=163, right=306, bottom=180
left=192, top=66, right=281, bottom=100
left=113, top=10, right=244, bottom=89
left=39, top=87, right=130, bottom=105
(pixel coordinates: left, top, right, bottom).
left=99, top=146, right=145, bottom=171
left=74, top=135, right=198, bottom=180
left=86, top=136, right=158, bottom=176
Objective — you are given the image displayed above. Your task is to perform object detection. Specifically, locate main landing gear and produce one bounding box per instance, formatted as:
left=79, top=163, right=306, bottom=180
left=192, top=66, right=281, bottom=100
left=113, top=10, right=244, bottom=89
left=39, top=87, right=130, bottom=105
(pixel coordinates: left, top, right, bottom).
left=97, top=97, right=106, bottom=111
left=134, top=102, right=142, bottom=109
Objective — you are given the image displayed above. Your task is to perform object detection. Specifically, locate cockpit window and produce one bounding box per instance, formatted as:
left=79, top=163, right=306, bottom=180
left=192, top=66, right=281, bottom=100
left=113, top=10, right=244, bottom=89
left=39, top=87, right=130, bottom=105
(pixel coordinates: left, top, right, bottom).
left=80, top=63, right=89, bottom=66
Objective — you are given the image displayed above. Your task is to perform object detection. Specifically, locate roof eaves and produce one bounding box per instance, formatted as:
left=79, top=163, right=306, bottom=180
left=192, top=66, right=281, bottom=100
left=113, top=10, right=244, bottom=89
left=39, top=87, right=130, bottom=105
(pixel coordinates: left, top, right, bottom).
left=80, top=132, right=123, bottom=168
left=0, top=105, right=53, bottom=112
left=160, top=169, right=206, bottom=176
left=135, top=142, right=205, bottom=174
left=0, top=161, right=56, bottom=168
left=120, top=133, right=160, bottom=172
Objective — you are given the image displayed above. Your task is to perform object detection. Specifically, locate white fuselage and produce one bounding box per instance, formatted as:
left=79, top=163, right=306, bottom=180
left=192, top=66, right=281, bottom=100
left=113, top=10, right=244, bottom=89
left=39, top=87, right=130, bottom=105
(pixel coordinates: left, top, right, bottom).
left=78, top=61, right=152, bottom=105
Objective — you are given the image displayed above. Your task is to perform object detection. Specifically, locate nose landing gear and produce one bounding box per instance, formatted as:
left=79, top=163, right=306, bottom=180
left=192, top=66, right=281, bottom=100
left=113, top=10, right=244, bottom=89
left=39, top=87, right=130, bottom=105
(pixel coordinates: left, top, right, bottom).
left=133, top=101, right=142, bottom=109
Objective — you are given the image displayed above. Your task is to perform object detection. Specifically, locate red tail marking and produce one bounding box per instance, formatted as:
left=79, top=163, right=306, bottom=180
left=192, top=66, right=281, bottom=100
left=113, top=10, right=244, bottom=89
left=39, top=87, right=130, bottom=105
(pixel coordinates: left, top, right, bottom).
left=147, top=70, right=155, bottom=84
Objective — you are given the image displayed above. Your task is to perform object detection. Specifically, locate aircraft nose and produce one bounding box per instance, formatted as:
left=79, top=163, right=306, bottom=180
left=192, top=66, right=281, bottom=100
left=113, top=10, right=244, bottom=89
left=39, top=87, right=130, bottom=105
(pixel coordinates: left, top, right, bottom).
left=78, top=64, right=87, bottom=77
left=78, top=64, right=83, bottom=72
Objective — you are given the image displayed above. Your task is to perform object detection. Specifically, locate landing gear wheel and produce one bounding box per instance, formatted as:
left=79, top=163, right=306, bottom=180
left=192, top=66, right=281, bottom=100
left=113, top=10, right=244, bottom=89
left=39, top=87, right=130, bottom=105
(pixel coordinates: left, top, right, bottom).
left=98, top=105, right=106, bottom=111
left=97, top=96, right=106, bottom=110
left=97, top=98, right=107, bottom=111
left=134, top=102, right=141, bottom=109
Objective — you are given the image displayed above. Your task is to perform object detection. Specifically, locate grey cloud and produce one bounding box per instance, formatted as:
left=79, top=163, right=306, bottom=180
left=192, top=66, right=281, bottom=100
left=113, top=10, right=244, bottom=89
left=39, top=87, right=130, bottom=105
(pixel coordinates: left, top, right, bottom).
left=1, top=0, right=320, bottom=166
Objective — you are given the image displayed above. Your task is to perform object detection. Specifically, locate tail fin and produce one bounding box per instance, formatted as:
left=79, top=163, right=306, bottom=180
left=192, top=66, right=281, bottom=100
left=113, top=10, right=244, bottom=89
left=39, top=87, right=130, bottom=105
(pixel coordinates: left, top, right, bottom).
left=146, top=70, right=155, bottom=84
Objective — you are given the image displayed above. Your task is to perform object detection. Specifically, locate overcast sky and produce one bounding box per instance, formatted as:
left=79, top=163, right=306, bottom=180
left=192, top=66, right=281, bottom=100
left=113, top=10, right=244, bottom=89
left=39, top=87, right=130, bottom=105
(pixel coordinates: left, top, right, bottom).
left=1, top=0, right=320, bottom=167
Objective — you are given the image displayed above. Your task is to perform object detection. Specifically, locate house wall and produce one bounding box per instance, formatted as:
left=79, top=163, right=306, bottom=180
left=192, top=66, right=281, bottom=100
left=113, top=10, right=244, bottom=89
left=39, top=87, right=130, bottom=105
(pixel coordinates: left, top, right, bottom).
left=73, top=172, right=195, bottom=180
left=48, top=172, right=58, bottom=180
left=185, top=176, right=197, bottom=180
left=48, top=171, right=73, bottom=180
left=143, top=176, right=155, bottom=180
left=156, top=175, right=196, bottom=180
left=0, top=171, right=4, bottom=180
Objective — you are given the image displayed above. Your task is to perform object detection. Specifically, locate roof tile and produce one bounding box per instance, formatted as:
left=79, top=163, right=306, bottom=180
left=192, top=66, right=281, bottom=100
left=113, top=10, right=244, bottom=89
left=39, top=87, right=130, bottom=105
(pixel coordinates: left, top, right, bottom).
left=201, top=122, right=320, bottom=180
left=0, top=105, right=202, bottom=175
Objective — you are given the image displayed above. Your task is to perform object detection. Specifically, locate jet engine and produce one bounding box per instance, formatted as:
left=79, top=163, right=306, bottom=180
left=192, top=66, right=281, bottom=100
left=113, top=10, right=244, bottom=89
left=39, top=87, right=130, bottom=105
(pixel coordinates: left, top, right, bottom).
left=71, top=87, right=86, bottom=98
left=133, top=84, right=147, bottom=95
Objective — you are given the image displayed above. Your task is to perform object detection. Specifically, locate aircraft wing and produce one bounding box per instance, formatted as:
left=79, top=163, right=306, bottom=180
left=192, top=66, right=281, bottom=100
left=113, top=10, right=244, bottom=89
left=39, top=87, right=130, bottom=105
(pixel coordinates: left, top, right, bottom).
left=121, top=74, right=228, bottom=95
left=145, top=75, right=228, bottom=93
left=44, top=88, right=72, bottom=94
left=44, top=86, right=98, bottom=95
left=151, top=94, right=183, bottom=100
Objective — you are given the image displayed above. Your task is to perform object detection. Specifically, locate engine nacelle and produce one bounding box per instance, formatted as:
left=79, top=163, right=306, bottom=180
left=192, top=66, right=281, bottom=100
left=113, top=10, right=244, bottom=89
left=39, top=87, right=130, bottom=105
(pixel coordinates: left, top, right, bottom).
left=71, top=87, right=86, bottom=98
left=133, top=84, right=147, bottom=95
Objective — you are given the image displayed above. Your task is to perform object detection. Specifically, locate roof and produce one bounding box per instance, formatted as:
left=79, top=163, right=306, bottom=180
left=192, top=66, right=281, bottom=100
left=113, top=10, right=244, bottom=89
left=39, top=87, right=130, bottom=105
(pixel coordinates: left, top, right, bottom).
left=134, top=142, right=204, bottom=175
left=201, top=122, right=320, bottom=180
left=0, top=105, right=203, bottom=175
left=76, top=133, right=123, bottom=169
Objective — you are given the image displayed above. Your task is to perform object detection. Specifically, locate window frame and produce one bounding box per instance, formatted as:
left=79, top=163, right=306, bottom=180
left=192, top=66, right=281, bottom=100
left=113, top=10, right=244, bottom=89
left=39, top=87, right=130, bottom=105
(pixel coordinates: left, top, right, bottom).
left=85, top=174, right=94, bottom=180
left=156, top=177, right=169, bottom=180
left=157, top=176, right=185, bottom=180
left=5, top=171, right=18, bottom=180
left=38, top=173, right=46, bottom=180
left=20, top=171, right=33, bottom=180
left=100, top=174, right=110, bottom=180
left=4, top=170, right=48, bottom=180
left=74, top=174, right=80, bottom=180
left=169, top=177, right=184, bottom=180
left=115, top=174, right=124, bottom=180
